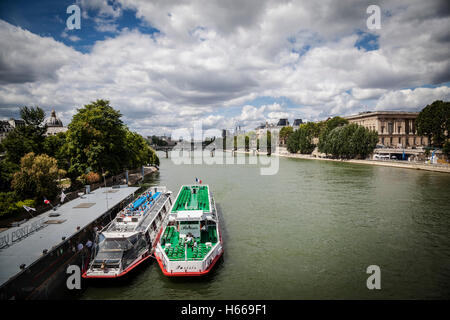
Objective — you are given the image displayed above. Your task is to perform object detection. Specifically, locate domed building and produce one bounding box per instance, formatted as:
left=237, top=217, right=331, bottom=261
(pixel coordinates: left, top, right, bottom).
left=45, top=109, right=68, bottom=136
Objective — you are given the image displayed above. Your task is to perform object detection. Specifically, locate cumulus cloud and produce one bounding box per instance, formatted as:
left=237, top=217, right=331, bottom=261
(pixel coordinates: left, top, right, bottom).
left=376, top=86, right=450, bottom=110
left=0, top=0, right=449, bottom=136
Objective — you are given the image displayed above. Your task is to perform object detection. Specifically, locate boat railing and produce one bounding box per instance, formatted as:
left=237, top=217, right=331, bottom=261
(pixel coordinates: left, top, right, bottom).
left=201, top=241, right=221, bottom=270
left=136, top=193, right=168, bottom=232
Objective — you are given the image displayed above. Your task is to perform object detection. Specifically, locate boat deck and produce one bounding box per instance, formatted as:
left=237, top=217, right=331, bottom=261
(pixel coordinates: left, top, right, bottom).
left=161, top=226, right=218, bottom=261
left=171, top=186, right=210, bottom=213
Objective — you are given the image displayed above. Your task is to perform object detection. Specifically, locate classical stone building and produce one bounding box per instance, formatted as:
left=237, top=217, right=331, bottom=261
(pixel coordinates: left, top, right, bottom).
left=0, top=118, right=25, bottom=143
left=44, top=109, right=68, bottom=136
left=345, top=111, right=428, bottom=148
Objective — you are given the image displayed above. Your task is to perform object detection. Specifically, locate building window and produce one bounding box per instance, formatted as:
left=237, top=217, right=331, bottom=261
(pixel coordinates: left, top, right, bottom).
left=388, top=122, right=393, bottom=134
left=398, top=126, right=401, bottom=134
left=381, top=126, right=384, bottom=134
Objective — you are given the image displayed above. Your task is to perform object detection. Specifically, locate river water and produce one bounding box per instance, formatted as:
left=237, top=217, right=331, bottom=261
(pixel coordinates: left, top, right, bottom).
left=81, top=152, right=450, bottom=299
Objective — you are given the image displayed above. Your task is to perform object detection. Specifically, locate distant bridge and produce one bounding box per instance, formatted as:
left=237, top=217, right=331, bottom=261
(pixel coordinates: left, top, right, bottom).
left=152, top=137, right=216, bottom=158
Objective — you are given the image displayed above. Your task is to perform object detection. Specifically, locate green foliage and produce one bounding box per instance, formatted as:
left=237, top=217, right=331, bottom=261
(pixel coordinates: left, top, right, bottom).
left=65, top=99, right=130, bottom=177
left=12, top=152, right=66, bottom=200
left=416, top=100, right=450, bottom=147
left=125, top=130, right=159, bottom=168
left=150, top=135, right=168, bottom=146
left=320, top=124, right=378, bottom=159
left=286, top=122, right=319, bottom=154
left=43, top=132, right=69, bottom=170
left=286, top=129, right=300, bottom=153
left=245, top=136, right=250, bottom=151
left=0, top=192, right=35, bottom=218
left=2, top=106, right=47, bottom=163
left=0, top=160, right=19, bottom=192
left=279, top=126, right=294, bottom=142
left=233, top=136, right=237, bottom=150
left=318, top=116, right=349, bottom=152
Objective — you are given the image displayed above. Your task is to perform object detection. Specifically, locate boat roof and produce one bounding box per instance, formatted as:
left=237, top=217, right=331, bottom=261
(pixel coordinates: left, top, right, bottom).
left=103, top=188, right=168, bottom=235
left=171, top=185, right=211, bottom=214
left=0, top=186, right=139, bottom=288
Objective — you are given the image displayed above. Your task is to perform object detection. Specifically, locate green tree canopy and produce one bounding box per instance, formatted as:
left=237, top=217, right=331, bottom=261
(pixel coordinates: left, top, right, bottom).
left=12, top=152, right=66, bottom=200
left=320, top=124, right=378, bottom=159
left=2, top=106, right=47, bottom=164
left=279, top=126, right=294, bottom=142
left=318, top=116, right=349, bottom=153
left=287, top=122, right=319, bottom=154
left=65, top=99, right=129, bottom=178
left=43, top=132, right=69, bottom=170
left=416, top=100, right=450, bottom=147
left=126, top=131, right=159, bottom=168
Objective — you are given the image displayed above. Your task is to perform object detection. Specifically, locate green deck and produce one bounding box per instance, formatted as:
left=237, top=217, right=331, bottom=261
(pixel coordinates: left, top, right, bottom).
left=161, top=226, right=218, bottom=261
left=171, top=185, right=210, bottom=213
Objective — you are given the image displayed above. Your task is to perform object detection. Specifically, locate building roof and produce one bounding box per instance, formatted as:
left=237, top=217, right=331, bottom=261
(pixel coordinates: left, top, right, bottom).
left=0, top=186, right=139, bottom=287
left=44, top=110, right=64, bottom=127
left=276, top=119, right=289, bottom=126
left=345, top=111, right=420, bottom=120
left=0, top=121, right=13, bottom=133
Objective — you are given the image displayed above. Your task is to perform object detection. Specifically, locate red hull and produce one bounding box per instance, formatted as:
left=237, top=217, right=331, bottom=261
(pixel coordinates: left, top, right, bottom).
left=83, top=223, right=166, bottom=279
left=155, top=246, right=223, bottom=277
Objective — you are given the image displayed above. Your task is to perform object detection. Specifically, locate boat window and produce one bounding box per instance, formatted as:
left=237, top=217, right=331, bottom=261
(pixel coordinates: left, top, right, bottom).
left=99, top=238, right=132, bottom=251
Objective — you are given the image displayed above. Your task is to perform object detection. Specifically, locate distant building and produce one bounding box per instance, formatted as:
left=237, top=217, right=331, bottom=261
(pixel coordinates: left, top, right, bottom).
left=44, top=110, right=68, bottom=136
left=0, top=121, right=14, bottom=143
left=8, top=119, right=25, bottom=129
left=276, top=119, right=289, bottom=127
left=0, top=118, right=25, bottom=143
left=148, top=135, right=177, bottom=146
left=345, top=111, right=429, bottom=148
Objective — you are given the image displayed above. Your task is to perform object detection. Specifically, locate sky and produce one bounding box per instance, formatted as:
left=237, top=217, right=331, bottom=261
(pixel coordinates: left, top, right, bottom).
left=0, top=0, right=449, bottom=136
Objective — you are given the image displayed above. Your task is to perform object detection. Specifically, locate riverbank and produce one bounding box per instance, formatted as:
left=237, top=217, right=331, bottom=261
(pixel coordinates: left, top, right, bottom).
left=229, top=149, right=450, bottom=174
left=277, top=152, right=450, bottom=174
left=0, top=166, right=158, bottom=228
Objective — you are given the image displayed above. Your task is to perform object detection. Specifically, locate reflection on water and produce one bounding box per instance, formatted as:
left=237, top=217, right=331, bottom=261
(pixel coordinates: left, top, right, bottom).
left=81, top=152, right=450, bottom=299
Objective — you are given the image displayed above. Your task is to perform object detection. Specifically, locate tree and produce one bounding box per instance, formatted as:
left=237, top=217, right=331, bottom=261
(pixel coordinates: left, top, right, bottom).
left=2, top=106, right=47, bottom=164
left=318, top=116, right=349, bottom=153
left=0, top=160, right=18, bottom=192
left=245, top=136, right=250, bottom=151
left=321, top=124, right=377, bottom=159
left=125, top=130, right=159, bottom=168
left=286, top=129, right=300, bottom=153
left=43, top=132, right=69, bottom=170
left=287, top=123, right=318, bottom=154
left=297, top=124, right=316, bottom=154
left=279, top=126, right=293, bottom=145
left=12, top=152, right=66, bottom=200
left=65, top=99, right=129, bottom=178
left=416, top=100, right=450, bottom=147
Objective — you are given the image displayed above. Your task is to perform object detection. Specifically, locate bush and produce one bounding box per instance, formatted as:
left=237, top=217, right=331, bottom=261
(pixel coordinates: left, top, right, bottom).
left=12, top=152, right=66, bottom=200
left=82, top=172, right=101, bottom=184
left=0, top=192, right=35, bottom=218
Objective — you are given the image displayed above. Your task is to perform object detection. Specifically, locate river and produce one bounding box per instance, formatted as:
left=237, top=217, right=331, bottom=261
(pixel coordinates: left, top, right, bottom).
left=80, top=152, right=450, bottom=299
